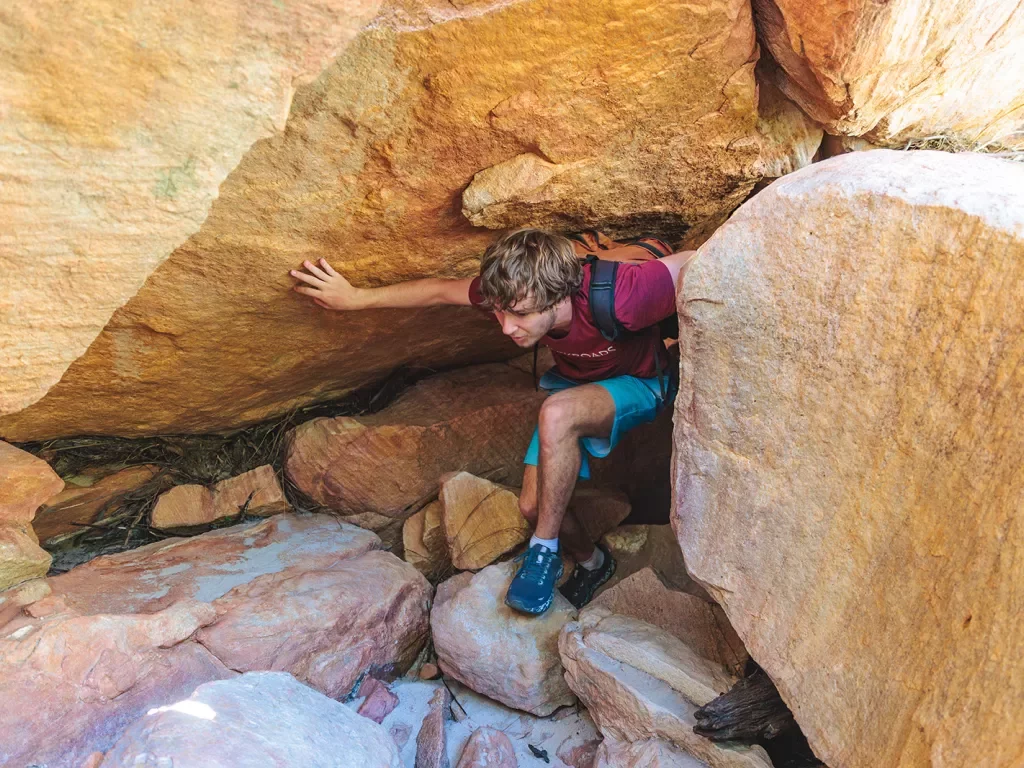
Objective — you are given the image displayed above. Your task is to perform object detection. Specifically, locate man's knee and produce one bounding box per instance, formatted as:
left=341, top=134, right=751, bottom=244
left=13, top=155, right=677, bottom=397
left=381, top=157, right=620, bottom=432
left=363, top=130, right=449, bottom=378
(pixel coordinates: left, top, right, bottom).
left=537, top=395, right=576, bottom=441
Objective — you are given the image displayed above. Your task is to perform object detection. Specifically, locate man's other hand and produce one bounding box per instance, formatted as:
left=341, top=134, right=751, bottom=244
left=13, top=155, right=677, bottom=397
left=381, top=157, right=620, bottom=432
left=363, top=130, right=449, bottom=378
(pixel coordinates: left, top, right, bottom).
left=290, top=258, right=364, bottom=310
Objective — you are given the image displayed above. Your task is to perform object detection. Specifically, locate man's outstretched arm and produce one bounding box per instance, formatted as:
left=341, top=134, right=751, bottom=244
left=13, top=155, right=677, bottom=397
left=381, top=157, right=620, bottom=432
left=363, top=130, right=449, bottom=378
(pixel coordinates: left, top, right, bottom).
left=290, top=258, right=474, bottom=310
left=657, top=250, right=698, bottom=294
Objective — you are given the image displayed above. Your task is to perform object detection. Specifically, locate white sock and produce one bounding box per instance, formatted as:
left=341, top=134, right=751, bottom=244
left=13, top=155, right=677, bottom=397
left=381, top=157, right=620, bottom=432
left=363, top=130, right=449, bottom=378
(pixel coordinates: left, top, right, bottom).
left=580, top=547, right=605, bottom=571
left=530, top=535, right=559, bottom=552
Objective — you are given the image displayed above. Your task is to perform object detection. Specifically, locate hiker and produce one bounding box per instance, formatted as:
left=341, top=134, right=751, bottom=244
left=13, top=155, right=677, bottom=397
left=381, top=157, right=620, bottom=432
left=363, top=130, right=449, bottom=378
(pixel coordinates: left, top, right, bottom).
left=290, top=229, right=696, bottom=615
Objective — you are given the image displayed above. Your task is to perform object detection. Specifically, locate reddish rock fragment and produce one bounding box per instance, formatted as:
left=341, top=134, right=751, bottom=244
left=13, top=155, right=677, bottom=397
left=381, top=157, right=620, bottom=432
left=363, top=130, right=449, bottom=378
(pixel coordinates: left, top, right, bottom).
left=358, top=677, right=401, bottom=724
left=0, top=441, right=63, bottom=525
left=415, top=687, right=451, bottom=768
left=456, top=726, right=517, bottom=768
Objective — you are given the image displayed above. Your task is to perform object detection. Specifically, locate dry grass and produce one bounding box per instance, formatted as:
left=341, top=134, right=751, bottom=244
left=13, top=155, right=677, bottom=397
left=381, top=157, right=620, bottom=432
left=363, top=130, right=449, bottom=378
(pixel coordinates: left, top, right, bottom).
left=902, top=131, right=1024, bottom=162
left=18, top=366, right=437, bottom=571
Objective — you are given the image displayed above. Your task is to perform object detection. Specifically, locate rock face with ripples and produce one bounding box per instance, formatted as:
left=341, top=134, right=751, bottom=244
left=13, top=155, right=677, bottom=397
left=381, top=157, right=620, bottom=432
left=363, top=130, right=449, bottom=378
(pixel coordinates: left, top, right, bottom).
left=754, top=0, right=1024, bottom=148
left=0, top=0, right=819, bottom=441
left=673, top=150, right=1024, bottom=768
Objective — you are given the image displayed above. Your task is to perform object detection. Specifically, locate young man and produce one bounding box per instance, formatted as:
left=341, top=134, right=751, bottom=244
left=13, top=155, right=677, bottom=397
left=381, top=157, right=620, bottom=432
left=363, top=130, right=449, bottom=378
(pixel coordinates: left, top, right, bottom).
left=290, top=229, right=695, bottom=615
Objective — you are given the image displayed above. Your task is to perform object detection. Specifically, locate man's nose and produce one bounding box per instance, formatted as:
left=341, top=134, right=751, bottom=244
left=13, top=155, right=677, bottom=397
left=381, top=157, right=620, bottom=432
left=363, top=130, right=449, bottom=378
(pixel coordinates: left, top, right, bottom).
left=499, top=314, right=517, bottom=335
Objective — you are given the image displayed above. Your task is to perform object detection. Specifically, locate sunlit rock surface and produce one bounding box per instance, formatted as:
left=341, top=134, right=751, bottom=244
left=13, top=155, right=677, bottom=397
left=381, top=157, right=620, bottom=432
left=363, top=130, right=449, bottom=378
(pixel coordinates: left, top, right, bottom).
left=0, top=0, right=381, bottom=417
left=673, top=150, right=1024, bottom=768
left=99, top=672, right=402, bottom=768
left=754, top=0, right=1024, bottom=148
left=0, top=0, right=816, bottom=440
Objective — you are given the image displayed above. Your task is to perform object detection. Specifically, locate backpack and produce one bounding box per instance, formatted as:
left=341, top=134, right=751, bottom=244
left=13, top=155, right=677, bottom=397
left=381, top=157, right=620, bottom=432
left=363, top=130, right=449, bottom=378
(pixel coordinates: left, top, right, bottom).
left=566, top=230, right=679, bottom=343
left=531, top=230, right=677, bottom=397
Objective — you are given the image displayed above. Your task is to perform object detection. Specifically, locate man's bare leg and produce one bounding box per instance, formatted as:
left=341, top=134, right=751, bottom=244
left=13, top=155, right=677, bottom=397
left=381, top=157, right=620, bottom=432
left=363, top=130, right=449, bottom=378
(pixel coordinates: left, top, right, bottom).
left=519, top=465, right=593, bottom=562
left=534, top=384, right=616, bottom=558
left=505, top=384, right=616, bottom=614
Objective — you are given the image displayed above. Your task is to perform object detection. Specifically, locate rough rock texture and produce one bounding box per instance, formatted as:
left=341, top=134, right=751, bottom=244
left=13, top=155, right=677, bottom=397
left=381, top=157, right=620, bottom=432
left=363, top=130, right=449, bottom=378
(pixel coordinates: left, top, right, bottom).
left=591, top=568, right=747, bottom=674
left=0, top=441, right=64, bottom=524
left=45, top=513, right=380, bottom=615
left=0, top=600, right=233, bottom=768
left=0, top=0, right=818, bottom=441
left=416, top=687, right=451, bottom=768
left=210, top=464, right=291, bottom=518
left=559, top=608, right=770, bottom=768
left=431, top=562, right=576, bottom=716
left=754, top=0, right=1024, bottom=147
left=751, top=73, right=822, bottom=179
left=195, top=549, right=431, bottom=698
left=404, top=500, right=451, bottom=579
left=593, top=738, right=709, bottom=768
left=99, top=672, right=402, bottom=768
left=358, top=677, right=401, bottom=724
left=150, top=483, right=217, bottom=529
left=0, top=525, right=52, bottom=591
left=287, top=366, right=545, bottom=535
left=0, top=577, right=50, bottom=627
left=1, top=514, right=431, bottom=765
left=151, top=465, right=290, bottom=529
left=33, top=464, right=161, bottom=543
left=0, top=0, right=382, bottom=418
left=456, top=726, right=517, bottom=768
left=440, top=472, right=530, bottom=570
left=673, top=150, right=1024, bottom=768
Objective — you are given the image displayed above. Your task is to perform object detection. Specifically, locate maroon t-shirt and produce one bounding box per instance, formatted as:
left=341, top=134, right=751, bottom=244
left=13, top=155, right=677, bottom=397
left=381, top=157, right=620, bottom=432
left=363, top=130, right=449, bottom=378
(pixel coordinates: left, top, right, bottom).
left=470, top=260, right=676, bottom=381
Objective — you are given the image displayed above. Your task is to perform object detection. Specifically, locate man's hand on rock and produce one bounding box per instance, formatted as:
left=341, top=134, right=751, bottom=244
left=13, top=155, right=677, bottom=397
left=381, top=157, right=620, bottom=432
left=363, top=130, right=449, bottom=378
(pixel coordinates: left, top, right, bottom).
left=290, top=258, right=364, bottom=310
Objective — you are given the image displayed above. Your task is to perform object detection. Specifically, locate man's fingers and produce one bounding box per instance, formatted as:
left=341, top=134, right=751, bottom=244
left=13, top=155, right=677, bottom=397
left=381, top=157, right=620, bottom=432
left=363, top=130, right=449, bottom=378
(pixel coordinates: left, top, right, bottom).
left=319, top=258, right=340, bottom=277
left=290, top=270, right=326, bottom=287
left=294, top=285, right=322, bottom=297
left=302, top=260, right=330, bottom=281
left=314, top=298, right=331, bottom=309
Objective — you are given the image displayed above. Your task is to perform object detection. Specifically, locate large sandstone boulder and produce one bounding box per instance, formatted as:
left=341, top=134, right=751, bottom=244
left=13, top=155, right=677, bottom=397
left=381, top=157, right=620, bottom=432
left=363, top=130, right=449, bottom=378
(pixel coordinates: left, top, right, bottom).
left=100, top=672, right=402, bottom=768
left=0, top=0, right=382, bottom=418
left=287, top=365, right=544, bottom=536
left=0, top=441, right=64, bottom=524
left=1, top=514, right=431, bottom=765
left=0, top=0, right=818, bottom=441
left=559, top=607, right=771, bottom=768
left=591, top=568, right=747, bottom=674
left=431, top=562, right=576, bottom=716
left=0, top=601, right=233, bottom=768
left=0, top=442, right=59, bottom=588
left=754, top=0, right=1024, bottom=148
left=673, top=150, right=1024, bottom=768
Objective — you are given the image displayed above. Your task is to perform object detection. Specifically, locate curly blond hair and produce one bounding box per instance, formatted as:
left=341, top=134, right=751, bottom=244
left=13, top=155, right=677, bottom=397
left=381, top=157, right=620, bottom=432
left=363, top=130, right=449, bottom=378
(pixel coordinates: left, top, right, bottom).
left=476, top=228, right=582, bottom=313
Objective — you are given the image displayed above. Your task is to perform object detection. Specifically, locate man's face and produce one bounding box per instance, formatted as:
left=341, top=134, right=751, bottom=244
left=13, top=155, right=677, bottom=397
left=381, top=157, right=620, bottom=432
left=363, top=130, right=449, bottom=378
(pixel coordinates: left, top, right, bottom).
left=493, top=296, right=558, bottom=347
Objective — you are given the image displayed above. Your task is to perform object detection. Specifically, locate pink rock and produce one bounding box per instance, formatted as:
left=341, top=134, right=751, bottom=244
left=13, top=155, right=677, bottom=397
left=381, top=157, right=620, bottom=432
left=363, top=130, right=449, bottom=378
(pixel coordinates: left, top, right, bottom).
left=99, top=672, right=401, bottom=767
left=415, top=687, right=451, bottom=768
left=391, top=722, right=413, bottom=750
left=150, top=483, right=216, bottom=529
left=456, top=726, right=517, bottom=768
left=0, top=441, right=63, bottom=525
left=0, top=601, right=233, bottom=768
left=195, top=550, right=432, bottom=698
left=593, top=738, right=709, bottom=767
left=590, top=568, right=747, bottom=673
left=211, top=464, right=291, bottom=518
left=47, top=513, right=380, bottom=615
left=556, top=738, right=601, bottom=768
left=358, top=677, right=401, bottom=724
left=431, top=562, right=576, bottom=716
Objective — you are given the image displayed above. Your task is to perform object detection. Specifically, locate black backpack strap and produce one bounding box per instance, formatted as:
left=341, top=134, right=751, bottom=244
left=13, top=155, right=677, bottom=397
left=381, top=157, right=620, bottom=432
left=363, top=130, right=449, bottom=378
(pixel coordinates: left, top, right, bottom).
left=630, top=240, right=669, bottom=260
left=588, top=258, right=623, bottom=342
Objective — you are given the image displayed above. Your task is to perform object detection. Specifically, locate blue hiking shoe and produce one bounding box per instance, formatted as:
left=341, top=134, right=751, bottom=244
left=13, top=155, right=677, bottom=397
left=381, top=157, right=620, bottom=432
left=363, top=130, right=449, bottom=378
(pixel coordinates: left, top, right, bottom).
left=505, top=543, right=564, bottom=615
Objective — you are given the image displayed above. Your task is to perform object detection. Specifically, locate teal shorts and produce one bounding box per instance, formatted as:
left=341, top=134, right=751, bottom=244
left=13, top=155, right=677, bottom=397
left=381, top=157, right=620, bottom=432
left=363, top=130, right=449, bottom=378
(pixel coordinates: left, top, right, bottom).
left=524, top=369, right=676, bottom=479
